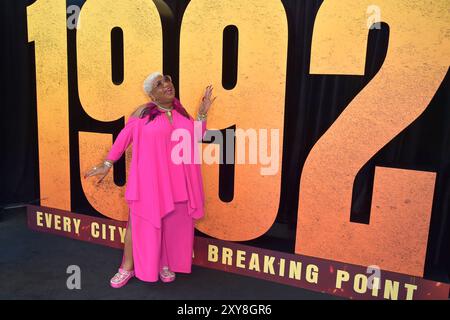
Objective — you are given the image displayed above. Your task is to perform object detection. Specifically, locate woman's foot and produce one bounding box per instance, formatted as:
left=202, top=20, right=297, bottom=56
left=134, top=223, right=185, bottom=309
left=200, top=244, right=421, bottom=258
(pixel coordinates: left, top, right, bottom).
left=159, top=266, right=175, bottom=283
left=110, top=268, right=135, bottom=288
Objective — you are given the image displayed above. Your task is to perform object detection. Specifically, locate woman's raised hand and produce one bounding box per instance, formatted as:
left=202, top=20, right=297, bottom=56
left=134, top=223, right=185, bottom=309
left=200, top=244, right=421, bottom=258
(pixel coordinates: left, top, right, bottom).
left=84, top=162, right=111, bottom=184
left=199, top=85, right=217, bottom=115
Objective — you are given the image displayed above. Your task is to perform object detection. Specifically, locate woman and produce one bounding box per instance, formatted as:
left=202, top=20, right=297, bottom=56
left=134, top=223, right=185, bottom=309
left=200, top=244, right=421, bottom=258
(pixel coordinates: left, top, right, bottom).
left=84, top=72, right=216, bottom=287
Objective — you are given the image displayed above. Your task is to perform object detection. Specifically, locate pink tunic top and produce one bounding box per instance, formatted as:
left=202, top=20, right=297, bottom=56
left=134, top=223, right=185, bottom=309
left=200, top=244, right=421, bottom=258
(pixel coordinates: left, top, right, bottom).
left=106, top=105, right=207, bottom=229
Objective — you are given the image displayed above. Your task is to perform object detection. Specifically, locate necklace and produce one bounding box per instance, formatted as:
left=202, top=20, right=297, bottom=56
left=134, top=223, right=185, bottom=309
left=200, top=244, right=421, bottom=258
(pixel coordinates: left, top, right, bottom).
left=156, top=103, right=174, bottom=124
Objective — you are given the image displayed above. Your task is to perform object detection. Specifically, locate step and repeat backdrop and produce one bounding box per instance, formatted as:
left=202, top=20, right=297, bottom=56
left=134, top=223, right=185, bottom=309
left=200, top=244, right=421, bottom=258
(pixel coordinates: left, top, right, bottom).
left=6, top=0, right=449, bottom=299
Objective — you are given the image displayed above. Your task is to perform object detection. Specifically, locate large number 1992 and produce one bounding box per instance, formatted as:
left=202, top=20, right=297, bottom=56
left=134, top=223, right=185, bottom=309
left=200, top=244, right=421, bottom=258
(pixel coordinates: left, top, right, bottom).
left=27, top=0, right=449, bottom=277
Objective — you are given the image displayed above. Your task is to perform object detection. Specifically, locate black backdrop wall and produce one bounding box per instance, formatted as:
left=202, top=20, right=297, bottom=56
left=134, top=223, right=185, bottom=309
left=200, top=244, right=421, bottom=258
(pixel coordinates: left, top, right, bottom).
left=1, top=0, right=449, bottom=282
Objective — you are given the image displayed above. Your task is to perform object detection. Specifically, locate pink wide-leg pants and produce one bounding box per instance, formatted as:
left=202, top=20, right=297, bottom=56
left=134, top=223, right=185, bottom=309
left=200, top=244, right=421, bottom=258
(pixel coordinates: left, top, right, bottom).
left=121, top=200, right=195, bottom=282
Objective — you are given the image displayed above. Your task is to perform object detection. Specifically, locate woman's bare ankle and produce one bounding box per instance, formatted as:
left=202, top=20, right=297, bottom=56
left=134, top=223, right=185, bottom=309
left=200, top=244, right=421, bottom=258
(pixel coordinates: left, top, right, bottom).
left=122, top=263, right=134, bottom=271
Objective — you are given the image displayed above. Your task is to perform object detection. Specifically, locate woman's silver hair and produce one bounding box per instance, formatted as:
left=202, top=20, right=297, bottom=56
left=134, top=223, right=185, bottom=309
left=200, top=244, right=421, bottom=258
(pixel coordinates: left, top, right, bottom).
left=143, top=72, right=163, bottom=96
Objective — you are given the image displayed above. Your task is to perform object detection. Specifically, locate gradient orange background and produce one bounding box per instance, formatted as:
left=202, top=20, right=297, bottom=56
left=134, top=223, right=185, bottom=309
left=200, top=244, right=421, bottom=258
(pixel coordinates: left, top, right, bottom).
left=27, top=0, right=449, bottom=277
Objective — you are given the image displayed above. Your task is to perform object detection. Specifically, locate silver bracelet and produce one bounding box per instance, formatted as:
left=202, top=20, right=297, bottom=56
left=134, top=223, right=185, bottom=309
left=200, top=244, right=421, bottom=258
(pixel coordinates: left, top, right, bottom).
left=104, top=160, right=113, bottom=168
left=197, top=113, right=207, bottom=121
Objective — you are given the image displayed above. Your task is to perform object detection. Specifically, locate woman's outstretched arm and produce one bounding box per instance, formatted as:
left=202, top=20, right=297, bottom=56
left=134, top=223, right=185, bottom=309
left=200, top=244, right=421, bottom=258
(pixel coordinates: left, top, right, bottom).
left=85, top=112, right=141, bottom=183
left=106, top=116, right=139, bottom=162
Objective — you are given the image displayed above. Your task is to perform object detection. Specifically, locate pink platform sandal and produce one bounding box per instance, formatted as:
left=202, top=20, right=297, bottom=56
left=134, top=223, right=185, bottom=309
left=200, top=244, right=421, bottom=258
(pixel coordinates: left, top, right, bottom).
left=110, top=268, right=135, bottom=288
left=159, top=266, right=176, bottom=283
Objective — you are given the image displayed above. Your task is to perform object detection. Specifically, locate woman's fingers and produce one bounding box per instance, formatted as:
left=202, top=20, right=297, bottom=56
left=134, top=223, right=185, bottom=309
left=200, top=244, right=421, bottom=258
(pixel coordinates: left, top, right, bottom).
left=84, top=164, right=107, bottom=179
left=97, top=173, right=107, bottom=184
left=204, top=86, right=214, bottom=100
left=85, top=171, right=95, bottom=179
left=84, top=170, right=94, bottom=178
left=200, top=85, right=216, bottom=111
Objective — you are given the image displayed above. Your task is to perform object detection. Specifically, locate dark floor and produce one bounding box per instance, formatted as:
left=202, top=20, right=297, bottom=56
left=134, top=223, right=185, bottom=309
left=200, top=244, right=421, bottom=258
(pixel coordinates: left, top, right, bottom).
left=0, top=207, right=336, bottom=300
